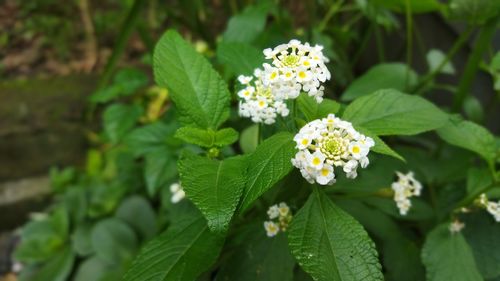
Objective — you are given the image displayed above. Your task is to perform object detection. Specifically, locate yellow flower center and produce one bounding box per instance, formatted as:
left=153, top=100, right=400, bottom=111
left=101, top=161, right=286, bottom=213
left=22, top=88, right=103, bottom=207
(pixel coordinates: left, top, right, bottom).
left=270, top=72, right=277, bottom=80
left=301, top=139, right=309, bottom=145
left=321, top=168, right=330, bottom=176
left=298, top=71, right=306, bottom=79
left=352, top=146, right=360, bottom=154
left=312, top=157, right=321, bottom=166
left=258, top=100, right=266, bottom=107
left=282, top=54, right=301, bottom=67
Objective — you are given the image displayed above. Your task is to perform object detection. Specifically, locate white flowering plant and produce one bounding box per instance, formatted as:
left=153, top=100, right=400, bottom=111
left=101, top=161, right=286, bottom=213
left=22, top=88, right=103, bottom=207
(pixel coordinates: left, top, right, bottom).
left=13, top=1, right=500, bottom=281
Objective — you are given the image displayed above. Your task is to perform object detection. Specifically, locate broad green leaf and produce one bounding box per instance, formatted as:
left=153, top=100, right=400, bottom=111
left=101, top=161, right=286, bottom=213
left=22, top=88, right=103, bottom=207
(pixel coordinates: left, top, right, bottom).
left=422, top=224, right=482, bottom=281
left=154, top=30, right=230, bottom=129
left=217, top=42, right=265, bottom=75
left=288, top=188, right=383, bottom=281
left=216, top=224, right=295, bottom=281
left=426, top=49, right=455, bottom=74
left=144, top=148, right=177, bottom=197
left=124, top=212, right=224, bottom=281
left=91, top=218, right=138, bottom=265
left=28, top=247, right=75, bottom=281
left=64, top=188, right=87, bottom=224
left=239, top=132, right=296, bottom=211
left=463, top=213, right=500, bottom=279
left=125, top=122, right=179, bottom=156
left=178, top=153, right=246, bottom=233
left=372, top=0, right=443, bottom=13
left=297, top=94, right=341, bottom=122
left=74, top=256, right=121, bottom=281
left=336, top=199, right=425, bottom=281
left=90, top=68, right=148, bottom=103
left=103, top=104, right=143, bottom=144
left=465, top=168, right=493, bottom=201
left=240, top=124, right=259, bottom=154
left=449, top=0, right=500, bottom=25
left=357, top=126, right=405, bottom=161
left=215, top=127, right=239, bottom=146
left=343, top=89, right=448, bottom=136
left=437, top=117, right=496, bottom=164
left=115, top=196, right=158, bottom=241
left=222, top=3, right=272, bottom=43
left=72, top=223, right=94, bottom=256
left=341, top=63, right=418, bottom=101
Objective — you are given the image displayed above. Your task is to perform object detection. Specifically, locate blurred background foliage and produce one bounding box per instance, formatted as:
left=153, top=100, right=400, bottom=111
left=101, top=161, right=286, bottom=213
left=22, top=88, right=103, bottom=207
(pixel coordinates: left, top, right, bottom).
left=0, top=0, right=499, bottom=280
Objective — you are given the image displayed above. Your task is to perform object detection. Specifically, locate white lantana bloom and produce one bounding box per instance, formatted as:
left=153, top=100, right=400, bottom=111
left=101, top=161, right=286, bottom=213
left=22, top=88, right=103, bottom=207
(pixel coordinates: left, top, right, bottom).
left=237, top=72, right=289, bottom=124
left=291, top=114, right=374, bottom=185
left=170, top=182, right=185, bottom=203
left=264, top=202, right=293, bottom=237
left=391, top=171, right=423, bottom=215
left=478, top=193, right=500, bottom=222
left=262, top=39, right=331, bottom=103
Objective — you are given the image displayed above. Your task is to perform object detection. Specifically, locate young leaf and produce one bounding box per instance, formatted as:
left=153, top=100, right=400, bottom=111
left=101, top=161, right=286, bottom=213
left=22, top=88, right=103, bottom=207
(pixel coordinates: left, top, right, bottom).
left=217, top=42, right=265, bottom=75
left=178, top=153, right=246, bottom=233
left=125, top=122, right=179, bottom=156
left=124, top=213, right=224, bottom=281
left=26, top=247, right=75, bottom=281
left=343, top=89, right=447, bottom=136
left=341, top=63, right=418, bottom=101
left=297, top=94, right=341, bottom=122
left=215, top=127, right=239, bottom=147
left=103, top=104, right=143, bottom=144
left=216, top=224, right=295, bottom=281
left=175, top=127, right=215, bottom=147
left=239, top=132, right=296, bottom=211
left=288, top=188, right=383, bottom=281
left=437, top=116, right=496, bottom=165
left=422, top=224, right=482, bottom=281
left=154, top=30, right=230, bottom=129
left=74, top=256, right=121, bottom=281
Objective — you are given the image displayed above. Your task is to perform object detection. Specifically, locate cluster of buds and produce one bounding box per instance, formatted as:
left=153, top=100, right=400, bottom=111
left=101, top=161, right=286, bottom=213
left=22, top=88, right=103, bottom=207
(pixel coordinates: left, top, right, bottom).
left=391, top=171, right=423, bottom=215
left=263, top=202, right=293, bottom=237
left=476, top=194, right=500, bottom=222
left=169, top=182, right=185, bottom=204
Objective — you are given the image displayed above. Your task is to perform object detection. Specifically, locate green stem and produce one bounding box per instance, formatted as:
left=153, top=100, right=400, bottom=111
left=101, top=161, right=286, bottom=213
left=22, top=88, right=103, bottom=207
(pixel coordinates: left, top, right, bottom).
left=453, top=17, right=499, bottom=111
left=318, top=1, right=344, bottom=32
left=412, top=27, right=473, bottom=94
left=351, top=23, right=374, bottom=67
left=374, top=25, right=385, bottom=62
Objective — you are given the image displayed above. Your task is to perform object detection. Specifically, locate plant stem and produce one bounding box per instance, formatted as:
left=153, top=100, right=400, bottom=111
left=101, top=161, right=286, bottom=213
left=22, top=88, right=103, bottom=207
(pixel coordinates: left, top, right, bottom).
left=318, top=0, right=344, bottom=32
left=404, top=0, right=413, bottom=89
left=412, top=27, right=473, bottom=94
left=453, top=16, right=499, bottom=111
left=374, top=25, right=385, bottom=62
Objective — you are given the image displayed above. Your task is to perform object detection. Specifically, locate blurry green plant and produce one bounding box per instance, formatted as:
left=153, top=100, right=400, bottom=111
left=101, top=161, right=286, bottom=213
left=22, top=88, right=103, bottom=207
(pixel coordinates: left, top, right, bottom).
left=13, top=0, right=500, bottom=280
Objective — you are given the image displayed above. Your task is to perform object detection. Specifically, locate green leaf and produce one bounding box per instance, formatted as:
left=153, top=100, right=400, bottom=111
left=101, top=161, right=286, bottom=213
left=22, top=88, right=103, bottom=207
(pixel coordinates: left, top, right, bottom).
left=153, top=30, right=230, bottom=129
left=239, top=132, right=296, bottom=211
left=343, top=89, right=448, bottom=136
left=215, top=127, right=239, bottom=147
left=175, top=127, right=214, bottom=147
left=125, top=122, right=179, bottom=156
left=124, top=212, right=224, bottom=281
left=239, top=124, right=259, bottom=154
left=28, top=247, right=75, bottom=281
left=437, top=116, right=496, bottom=165
left=216, top=224, right=295, bottom=281
left=217, top=42, right=265, bottom=75
left=357, top=127, right=405, bottom=161
left=222, top=3, right=272, bottom=43
left=144, top=148, right=177, bottom=197
left=426, top=49, right=455, bottom=74
left=103, top=104, right=143, bottom=144
left=297, top=94, right=341, bottom=122
left=90, top=68, right=148, bottom=103
left=115, top=196, right=158, bottom=241
left=72, top=223, right=94, bottom=256
left=288, top=188, right=383, bottom=281
left=341, top=63, right=418, bottom=101
left=178, top=153, right=246, bottom=233
left=372, top=0, right=443, bottom=13
left=449, top=0, right=500, bottom=25
left=91, top=218, right=138, bottom=265
left=463, top=213, right=500, bottom=279
left=74, top=256, right=121, bottom=281
left=422, top=224, right=482, bottom=281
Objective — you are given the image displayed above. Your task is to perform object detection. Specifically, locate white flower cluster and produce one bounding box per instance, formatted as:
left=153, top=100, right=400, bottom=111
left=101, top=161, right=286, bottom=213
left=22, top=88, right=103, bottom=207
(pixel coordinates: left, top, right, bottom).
left=237, top=39, right=331, bottom=124
left=477, top=194, right=500, bottom=222
left=169, top=182, right=185, bottom=203
left=391, top=171, right=423, bottom=215
left=237, top=74, right=289, bottom=124
left=449, top=219, right=465, bottom=233
left=264, top=202, right=292, bottom=237
left=291, top=114, right=374, bottom=185
left=263, top=39, right=331, bottom=103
